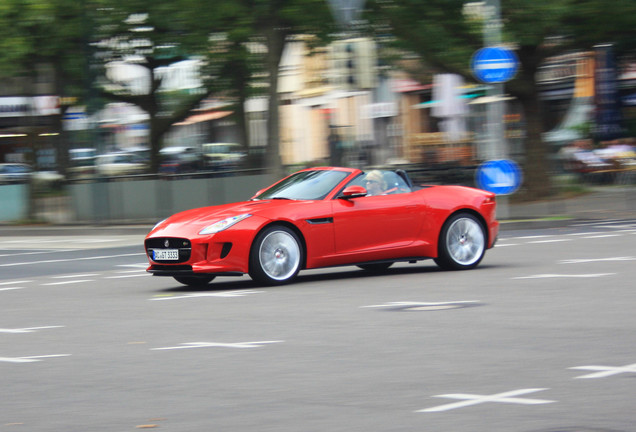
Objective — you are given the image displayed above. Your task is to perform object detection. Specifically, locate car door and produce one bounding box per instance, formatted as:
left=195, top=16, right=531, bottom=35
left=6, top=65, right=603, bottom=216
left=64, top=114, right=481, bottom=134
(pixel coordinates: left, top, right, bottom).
left=332, top=193, right=422, bottom=255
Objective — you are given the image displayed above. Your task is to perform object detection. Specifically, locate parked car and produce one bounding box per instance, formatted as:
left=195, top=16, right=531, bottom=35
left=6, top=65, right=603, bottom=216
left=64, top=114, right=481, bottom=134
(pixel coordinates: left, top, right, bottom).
left=159, top=146, right=202, bottom=174
left=68, top=148, right=97, bottom=178
left=0, top=163, right=32, bottom=184
left=145, top=167, right=499, bottom=287
left=202, top=143, right=246, bottom=170
left=96, top=152, right=147, bottom=176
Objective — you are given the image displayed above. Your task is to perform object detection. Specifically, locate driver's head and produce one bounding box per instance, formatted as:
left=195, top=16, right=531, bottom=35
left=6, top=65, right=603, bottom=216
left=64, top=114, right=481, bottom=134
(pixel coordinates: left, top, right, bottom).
left=365, top=170, right=386, bottom=195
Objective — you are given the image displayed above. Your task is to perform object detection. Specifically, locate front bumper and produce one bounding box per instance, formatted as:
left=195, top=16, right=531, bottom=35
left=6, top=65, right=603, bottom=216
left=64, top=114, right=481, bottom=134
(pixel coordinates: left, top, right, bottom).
left=144, top=225, right=259, bottom=277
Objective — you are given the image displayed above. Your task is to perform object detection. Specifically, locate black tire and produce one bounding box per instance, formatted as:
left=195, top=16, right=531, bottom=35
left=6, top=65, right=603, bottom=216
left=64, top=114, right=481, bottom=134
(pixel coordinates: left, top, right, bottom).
left=173, top=275, right=215, bottom=287
left=357, top=263, right=393, bottom=272
left=249, top=225, right=303, bottom=285
left=434, top=213, right=486, bottom=270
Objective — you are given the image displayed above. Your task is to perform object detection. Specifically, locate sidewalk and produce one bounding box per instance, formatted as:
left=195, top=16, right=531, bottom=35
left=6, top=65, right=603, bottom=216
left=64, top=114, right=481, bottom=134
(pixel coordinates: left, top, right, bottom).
left=505, top=186, right=636, bottom=226
left=1, top=186, right=634, bottom=237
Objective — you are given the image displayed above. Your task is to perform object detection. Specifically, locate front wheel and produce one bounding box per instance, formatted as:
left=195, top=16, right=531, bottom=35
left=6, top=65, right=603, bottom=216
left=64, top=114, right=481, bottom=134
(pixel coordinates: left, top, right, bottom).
left=434, top=213, right=486, bottom=270
left=249, top=225, right=303, bottom=285
left=173, top=275, right=216, bottom=287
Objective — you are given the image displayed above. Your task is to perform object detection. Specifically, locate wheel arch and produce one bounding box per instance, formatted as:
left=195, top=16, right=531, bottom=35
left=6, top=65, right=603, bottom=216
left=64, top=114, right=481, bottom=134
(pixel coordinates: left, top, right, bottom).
left=437, top=208, right=489, bottom=255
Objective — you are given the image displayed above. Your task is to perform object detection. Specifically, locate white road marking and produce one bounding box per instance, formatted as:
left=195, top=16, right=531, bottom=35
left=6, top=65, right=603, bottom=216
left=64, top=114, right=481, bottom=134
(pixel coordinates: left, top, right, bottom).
left=528, top=239, right=571, bottom=244
left=512, top=273, right=615, bottom=280
left=0, top=326, right=64, bottom=334
left=152, top=341, right=283, bottom=350
left=361, top=301, right=480, bottom=309
left=150, top=290, right=264, bottom=301
left=560, top=256, right=636, bottom=264
left=0, top=281, right=32, bottom=286
left=570, top=363, right=636, bottom=379
left=0, top=253, right=142, bottom=267
left=0, top=287, right=23, bottom=291
left=0, top=354, right=71, bottom=363
left=52, top=273, right=101, bottom=279
left=417, top=388, right=555, bottom=413
left=513, top=235, right=552, bottom=239
left=41, top=280, right=94, bottom=286
left=105, top=274, right=149, bottom=279
left=0, top=249, right=78, bottom=258
left=117, top=263, right=149, bottom=269
left=582, top=234, right=622, bottom=239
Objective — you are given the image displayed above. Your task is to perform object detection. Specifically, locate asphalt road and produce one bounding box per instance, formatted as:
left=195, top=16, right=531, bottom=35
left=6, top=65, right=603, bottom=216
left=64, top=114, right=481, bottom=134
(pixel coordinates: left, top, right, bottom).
left=2, top=219, right=636, bottom=432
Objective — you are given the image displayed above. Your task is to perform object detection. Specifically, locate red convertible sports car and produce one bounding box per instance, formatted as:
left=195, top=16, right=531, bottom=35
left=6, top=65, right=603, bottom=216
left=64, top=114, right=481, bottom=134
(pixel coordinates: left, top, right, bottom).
left=145, top=167, right=499, bottom=286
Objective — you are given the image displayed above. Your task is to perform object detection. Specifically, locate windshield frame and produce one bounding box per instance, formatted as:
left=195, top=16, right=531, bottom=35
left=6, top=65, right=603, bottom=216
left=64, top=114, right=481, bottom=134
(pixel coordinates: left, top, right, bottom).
left=254, top=169, right=352, bottom=201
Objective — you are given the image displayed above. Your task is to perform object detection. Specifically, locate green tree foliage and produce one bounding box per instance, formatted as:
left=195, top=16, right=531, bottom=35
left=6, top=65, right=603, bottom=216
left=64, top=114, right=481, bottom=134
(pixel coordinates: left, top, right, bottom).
left=0, top=0, right=90, bottom=174
left=191, top=0, right=336, bottom=176
left=91, top=0, right=215, bottom=173
left=95, top=0, right=336, bottom=175
left=367, top=0, right=635, bottom=200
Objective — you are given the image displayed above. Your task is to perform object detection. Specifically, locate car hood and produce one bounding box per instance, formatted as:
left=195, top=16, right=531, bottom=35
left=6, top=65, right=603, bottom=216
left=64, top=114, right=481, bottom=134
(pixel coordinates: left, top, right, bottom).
left=148, top=199, right=294, bottom=237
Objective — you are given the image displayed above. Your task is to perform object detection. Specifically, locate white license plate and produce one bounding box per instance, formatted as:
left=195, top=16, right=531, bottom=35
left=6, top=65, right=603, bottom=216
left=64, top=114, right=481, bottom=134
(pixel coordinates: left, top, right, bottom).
left=153, top=249, right=179, bottom=261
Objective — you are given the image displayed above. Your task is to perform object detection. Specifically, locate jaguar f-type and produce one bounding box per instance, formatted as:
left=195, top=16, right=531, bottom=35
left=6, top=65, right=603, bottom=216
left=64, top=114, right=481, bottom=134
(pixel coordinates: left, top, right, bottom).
left=145, top=167, right=499, bottom=286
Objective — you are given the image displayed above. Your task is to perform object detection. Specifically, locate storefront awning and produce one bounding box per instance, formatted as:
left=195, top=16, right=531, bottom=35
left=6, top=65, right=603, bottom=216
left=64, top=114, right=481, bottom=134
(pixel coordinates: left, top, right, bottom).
left=174, top=111, right=232, bottom=126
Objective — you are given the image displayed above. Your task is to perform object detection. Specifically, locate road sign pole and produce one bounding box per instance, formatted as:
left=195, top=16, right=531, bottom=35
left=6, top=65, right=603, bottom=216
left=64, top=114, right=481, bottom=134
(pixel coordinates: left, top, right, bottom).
left=483, top=0, right=510, bottom=218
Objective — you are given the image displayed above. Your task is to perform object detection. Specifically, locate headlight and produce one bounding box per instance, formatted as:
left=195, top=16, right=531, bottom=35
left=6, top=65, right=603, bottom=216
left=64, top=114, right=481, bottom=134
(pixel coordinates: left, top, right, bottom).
left=199, top=213, right=253, bottom=235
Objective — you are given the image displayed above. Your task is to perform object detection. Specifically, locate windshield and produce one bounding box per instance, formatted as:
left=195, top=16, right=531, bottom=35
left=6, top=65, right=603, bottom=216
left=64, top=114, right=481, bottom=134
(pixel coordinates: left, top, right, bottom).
left=254, top=170, right=350, bottom=201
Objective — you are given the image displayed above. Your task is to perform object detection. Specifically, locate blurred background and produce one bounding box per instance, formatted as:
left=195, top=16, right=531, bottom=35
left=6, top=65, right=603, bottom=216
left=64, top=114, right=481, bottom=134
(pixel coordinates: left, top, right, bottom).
left=0, top=0, right=634, bottom=224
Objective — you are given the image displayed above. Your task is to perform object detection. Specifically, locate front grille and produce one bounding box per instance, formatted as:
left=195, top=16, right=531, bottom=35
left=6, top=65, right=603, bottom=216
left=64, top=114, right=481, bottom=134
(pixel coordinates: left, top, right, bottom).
left=145, top=237, right=192, bottom=263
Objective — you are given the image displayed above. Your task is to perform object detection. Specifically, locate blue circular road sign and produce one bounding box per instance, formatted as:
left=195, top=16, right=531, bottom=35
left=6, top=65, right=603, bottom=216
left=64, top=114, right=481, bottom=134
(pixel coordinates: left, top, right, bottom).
left=471, top=47, right=519, bottom=84
left=476, top=159, right=523, bottom=195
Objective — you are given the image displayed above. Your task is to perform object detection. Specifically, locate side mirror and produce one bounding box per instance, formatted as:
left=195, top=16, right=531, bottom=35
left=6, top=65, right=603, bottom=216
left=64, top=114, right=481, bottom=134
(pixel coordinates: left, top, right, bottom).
left=339, top=185, right=367, bottom=199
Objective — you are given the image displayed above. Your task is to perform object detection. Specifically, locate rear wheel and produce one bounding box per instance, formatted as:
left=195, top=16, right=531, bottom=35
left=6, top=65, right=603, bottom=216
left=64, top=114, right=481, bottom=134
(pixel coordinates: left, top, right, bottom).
left=249, top=225, right=303, bottom=285
left=357, top=263, right=393, bottom=272
left=173, top=275, right=215, bottom=287
left=434, top=213, right=486, bottom=270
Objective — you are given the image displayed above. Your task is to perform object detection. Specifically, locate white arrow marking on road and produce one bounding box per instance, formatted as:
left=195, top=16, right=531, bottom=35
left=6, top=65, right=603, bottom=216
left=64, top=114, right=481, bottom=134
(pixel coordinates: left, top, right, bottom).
left=0, top=354, right=71, bottom=363
left=0, top=326, right=64, bottom=334
left=512, top=273, right=615, bottom=280
left=417, top=388, right=555, bottom=413
left=151, top=341, right=283, bottom=350
left=150, top=290, right=263, bottom=301
left=570, top=363, right=636, bottom=379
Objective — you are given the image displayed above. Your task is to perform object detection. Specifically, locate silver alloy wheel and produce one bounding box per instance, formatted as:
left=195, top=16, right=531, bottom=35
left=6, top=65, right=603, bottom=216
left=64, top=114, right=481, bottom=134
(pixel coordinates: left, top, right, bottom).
left=445, top=216, right=486, bottom=266
left=258, top=230, right=301, bottom=281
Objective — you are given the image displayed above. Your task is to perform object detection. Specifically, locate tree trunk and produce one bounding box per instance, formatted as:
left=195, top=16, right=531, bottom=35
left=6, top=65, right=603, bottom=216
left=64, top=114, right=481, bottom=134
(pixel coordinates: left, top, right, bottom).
left=509, top=48, right=552, bottom=201
left=519, top=92, right=551, bottom=200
